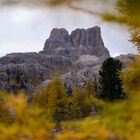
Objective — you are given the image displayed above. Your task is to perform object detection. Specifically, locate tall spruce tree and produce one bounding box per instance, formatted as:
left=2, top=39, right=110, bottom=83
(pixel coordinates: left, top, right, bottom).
left=98, top=58, right=125, bottom=101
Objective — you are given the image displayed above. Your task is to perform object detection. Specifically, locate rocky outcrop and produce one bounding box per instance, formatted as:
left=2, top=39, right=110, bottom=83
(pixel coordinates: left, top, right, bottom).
left=41, top=26, right=110, bottom=60
left=70, top=27, right=110, bottom=59
left=0, top=52, right=72, bottom=66
left=0, top=63, right=49, bottom=92
left=115, top=54, right=135, bottom=68
left=60, top=65, right=101, bottom=89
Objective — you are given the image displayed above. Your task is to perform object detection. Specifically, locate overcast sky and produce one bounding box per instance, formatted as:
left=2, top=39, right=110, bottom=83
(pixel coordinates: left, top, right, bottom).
left=0, top=4, right=137, bottom=57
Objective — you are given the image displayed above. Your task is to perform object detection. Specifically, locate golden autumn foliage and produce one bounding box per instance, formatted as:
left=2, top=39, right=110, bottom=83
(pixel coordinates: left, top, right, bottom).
left=121, top=55, right=140, bottom=94
left=55, top=92, right=140, bottom=140
left=34, top=77, right=69, bottom=122
left=0, top=92, right=54, bottom=140
left=34, top=77, right=100, bottom=120
left=46, top=77, right=68, bottom=122
left=85, top=80, right=96, bottom=98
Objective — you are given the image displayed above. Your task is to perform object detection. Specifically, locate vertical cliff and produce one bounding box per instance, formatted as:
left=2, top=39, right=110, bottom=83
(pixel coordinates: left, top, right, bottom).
left=41, top=26, right=110, bottom=60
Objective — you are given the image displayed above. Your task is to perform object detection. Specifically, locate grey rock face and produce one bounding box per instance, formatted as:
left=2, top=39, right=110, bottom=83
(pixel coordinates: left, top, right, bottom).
left=70, top=26, right=109, bottom=58
left=44, top=55, right=72, bottom=66
left=35, top=53, right=103, bottom=92
left=60, top=64, right=101, bottom=89
left=0, top=53, right=71, bottom=66
left=41, top=26, right=110, bottom=60
left=50, top=28, right=70, bottom=43
left=0, top=53, right=72, bottom=93
left=0, top=63, right=49, bottom=92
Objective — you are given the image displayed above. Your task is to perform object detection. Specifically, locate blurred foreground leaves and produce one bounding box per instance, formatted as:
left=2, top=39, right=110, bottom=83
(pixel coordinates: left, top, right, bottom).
left=0, top=92, right=54, bottom=140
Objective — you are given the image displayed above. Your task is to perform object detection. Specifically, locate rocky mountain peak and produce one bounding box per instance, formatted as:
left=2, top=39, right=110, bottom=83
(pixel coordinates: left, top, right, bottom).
left=41, top=26, right=110, bottom=60
left=70, top=26, right=101, bottom=47
left=49, top=28, right=70, bottom=43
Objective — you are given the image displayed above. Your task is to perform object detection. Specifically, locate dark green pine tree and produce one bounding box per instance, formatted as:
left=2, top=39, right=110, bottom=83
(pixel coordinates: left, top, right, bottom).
left=98, top=57, right=125, bottom=101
